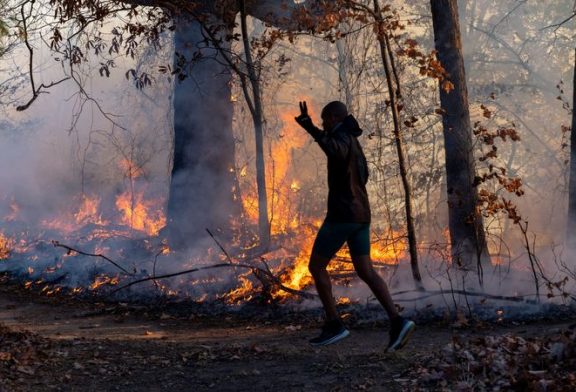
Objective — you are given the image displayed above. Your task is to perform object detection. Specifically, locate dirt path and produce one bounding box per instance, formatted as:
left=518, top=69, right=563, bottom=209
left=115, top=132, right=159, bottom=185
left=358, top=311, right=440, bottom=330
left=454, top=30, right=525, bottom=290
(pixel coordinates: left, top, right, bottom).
left=0, top=286, right=573, bottom=392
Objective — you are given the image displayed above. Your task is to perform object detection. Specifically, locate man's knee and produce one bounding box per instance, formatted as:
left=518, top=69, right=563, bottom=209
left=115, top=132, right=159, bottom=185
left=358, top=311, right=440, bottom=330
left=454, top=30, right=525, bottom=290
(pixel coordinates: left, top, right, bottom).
left=356, top=266, right=376, bottom=283
left=352, top=256, right=377, bottom=282
left=308, top=254, right=330, bottom=276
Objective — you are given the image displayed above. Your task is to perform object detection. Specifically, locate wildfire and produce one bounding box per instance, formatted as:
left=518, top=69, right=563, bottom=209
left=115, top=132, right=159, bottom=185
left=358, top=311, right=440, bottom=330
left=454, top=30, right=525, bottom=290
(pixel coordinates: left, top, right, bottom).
left=337, top=296, right=352, bottom=305
left=0, top=232, right=13, bottom=260
left=276, top=223, right=319, bottom=294
left=239, top=101, right=312, bottom=236
left=41, top=194, right=107, bottom=233
left=224, top=274, right=255, bottom=304
left=74, top=194, right=106, bottom=225
left=370, top=237, right=407, bottom=264
left=115, top=191, right=166, bottom=236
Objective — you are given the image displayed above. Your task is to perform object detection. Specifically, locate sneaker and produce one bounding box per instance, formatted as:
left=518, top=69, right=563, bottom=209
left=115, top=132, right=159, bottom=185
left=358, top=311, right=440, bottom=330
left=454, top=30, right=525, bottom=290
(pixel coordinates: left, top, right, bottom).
left=387, top=317, right=415, bottom=352
left=309, top=319, right=350, bottom=346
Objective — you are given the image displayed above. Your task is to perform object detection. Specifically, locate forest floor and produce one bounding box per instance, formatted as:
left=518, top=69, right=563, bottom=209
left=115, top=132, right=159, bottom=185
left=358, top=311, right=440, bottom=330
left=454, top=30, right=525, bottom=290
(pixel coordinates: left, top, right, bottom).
left=0, top=277, right=574, bottom=392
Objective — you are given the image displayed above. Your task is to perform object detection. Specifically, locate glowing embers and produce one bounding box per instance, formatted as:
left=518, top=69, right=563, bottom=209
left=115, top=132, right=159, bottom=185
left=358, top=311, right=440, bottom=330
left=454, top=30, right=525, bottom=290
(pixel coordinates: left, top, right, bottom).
left=90, top=274, right=120, bottom=290
left=115, top=190, right=166, bottom=236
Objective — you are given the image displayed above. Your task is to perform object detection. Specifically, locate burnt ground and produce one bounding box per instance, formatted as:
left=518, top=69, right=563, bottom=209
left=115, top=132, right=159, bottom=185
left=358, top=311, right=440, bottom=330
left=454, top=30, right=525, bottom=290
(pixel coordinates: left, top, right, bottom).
left=0, top=278, right=574, bottom=391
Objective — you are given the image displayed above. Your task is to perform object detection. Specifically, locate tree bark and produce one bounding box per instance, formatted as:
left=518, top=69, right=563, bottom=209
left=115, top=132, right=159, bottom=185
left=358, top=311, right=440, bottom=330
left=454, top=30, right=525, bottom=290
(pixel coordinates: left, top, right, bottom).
left=567, top=48, right=576, bottom=248
left=430, top=0, right=491, bottom=276
left=166, top=16, right=238, bottom=248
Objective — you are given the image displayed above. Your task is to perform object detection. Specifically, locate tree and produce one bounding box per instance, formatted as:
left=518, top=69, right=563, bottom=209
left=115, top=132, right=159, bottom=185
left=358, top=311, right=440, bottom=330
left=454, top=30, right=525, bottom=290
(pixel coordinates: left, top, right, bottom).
left=430, top=0, right=490, bottom=277
left=165, top=9, right=238, bottom=248
left=238, top=0, right=270, bottom=248
left=567, top=48, right=576, bottom=247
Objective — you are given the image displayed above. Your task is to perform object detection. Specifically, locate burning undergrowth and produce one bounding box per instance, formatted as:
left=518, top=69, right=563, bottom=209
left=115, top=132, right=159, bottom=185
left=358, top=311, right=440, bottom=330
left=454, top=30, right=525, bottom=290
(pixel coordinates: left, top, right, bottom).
left=0, top=174, right=404, bottom=306
left=0, top=104, right=574, bottom=318
left=0, top=165, right=574, bottom=317
left=0, top=101, right=419, bottom=308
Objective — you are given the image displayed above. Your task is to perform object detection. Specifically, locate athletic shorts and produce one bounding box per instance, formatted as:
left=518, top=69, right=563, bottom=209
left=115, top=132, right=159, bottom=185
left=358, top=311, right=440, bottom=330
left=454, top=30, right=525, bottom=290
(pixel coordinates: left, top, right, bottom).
left=311, top=220, right=370, bottom=259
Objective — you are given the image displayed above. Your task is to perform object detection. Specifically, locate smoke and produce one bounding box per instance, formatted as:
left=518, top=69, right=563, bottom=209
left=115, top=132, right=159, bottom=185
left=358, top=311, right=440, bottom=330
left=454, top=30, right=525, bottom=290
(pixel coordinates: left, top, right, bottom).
left=0, top=0, right=574, bottom=315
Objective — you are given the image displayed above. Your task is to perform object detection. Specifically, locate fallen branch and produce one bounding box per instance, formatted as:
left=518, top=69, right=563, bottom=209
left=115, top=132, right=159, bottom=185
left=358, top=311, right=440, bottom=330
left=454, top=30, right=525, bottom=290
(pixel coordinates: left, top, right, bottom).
left=388, top=289, right=539, bottom=304
left=52, top=241, right=135, bottom=275
left=111, top=261, right=315, bottom=299
left=111, top=263, right=252, bottom=293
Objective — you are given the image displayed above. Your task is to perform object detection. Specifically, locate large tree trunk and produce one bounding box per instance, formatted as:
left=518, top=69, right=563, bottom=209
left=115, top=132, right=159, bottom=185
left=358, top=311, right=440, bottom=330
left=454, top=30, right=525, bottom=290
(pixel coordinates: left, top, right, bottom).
left=430, top=0, right=490, bottom=275
left=166, top=16, right=238, bottom=248
left=567, top=48, right=576, bottom=248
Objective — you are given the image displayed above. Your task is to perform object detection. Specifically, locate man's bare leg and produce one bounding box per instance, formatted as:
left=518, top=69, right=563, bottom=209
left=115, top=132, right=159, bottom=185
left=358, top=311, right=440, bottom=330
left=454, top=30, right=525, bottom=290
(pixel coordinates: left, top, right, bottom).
left=351, top=255, right=399, bottom=320
left=308, top=253, right=339, bottom=321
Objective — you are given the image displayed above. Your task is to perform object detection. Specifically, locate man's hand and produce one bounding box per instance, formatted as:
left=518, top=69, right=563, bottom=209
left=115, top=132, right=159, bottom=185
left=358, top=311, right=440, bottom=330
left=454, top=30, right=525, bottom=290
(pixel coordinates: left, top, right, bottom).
left=298, top=101, right=309, bottom=118
left=295, top=101, right=312, bottom=128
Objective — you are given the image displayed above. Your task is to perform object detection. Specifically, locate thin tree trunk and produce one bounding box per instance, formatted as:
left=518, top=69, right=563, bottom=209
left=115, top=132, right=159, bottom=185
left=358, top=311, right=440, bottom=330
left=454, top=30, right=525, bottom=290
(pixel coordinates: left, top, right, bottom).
left=239, top=1, right=270, bottom=249
left=384, top=33, right=402, bottom=98
left=567, top=48, right=576, bottom=248
left=166, top=16, right=239, bottom=249
left=430, top=0, right=490, bottom=279
left=336, top=38, right=354, bottom=110
left=374, top=0, right=423, bottom=289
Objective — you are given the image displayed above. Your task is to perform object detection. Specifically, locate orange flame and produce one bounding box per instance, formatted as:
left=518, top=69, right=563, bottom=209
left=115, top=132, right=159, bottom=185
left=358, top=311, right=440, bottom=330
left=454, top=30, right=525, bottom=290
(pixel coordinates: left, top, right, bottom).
left=224, top=274, right=254, bottom=304
left=74, top=195, right=106, bottom=225
left=115, top=191, right=166, bottom=236
left=240, top=100, right=313, bottom=236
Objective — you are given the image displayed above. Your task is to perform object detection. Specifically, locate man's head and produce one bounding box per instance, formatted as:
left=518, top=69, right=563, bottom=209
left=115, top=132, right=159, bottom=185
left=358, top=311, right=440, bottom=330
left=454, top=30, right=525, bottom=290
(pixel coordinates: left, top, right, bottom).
left=321, top=101, right=348, bottom=131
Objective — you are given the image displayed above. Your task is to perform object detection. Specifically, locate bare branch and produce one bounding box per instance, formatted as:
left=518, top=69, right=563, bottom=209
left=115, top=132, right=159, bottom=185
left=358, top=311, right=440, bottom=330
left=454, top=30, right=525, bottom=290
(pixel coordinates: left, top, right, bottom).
left=16, top=77, right=71, bottom=111
left=52, top=241, right=135, bottom=275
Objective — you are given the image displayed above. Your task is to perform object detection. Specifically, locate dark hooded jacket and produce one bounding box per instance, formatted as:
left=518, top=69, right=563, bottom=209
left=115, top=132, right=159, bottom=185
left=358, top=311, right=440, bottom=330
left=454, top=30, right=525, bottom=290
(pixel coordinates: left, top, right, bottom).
left=297, top=115, right=370, bottom=223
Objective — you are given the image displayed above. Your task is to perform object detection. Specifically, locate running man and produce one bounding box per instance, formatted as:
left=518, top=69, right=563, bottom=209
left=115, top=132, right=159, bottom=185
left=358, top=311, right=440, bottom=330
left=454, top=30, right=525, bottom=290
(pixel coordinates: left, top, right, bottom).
left=294, top=100, right=415, bottom=350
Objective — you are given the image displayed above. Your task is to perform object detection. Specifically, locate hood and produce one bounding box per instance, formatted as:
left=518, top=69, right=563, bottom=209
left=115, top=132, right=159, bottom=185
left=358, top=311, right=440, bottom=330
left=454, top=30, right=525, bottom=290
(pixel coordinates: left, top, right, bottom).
left=342, top=115, right=363, bottom=137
